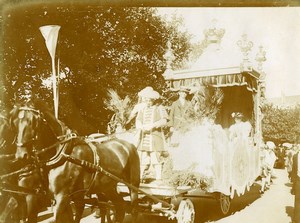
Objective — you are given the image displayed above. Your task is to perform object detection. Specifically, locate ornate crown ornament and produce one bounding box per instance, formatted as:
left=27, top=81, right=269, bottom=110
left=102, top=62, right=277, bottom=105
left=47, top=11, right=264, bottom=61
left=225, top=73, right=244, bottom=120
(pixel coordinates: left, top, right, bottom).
left=204, top=19, right=225, bottom=45
left=255, top=45, right=267, bottom=101
left=255, top=46, right=266, bottom=72
left=237, top=34, right=253, bottom=71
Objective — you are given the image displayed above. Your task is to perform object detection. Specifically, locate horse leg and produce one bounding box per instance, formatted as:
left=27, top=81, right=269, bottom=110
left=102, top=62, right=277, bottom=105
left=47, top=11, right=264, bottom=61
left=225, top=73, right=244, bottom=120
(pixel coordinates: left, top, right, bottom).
left=129, top=189, right=139, bottom=223
left=25, top=194, right=38, bottom=223
left=96, top=193, right=108, bottom=223
left=73, top=199, right=85, bottom=223
left=109, top=189, right=126, bottom=223
left=0, top=196, right=18, bottom=223
left=53, top=193, right=74, bottom=223
left=13, top=194, right=27, bottom=222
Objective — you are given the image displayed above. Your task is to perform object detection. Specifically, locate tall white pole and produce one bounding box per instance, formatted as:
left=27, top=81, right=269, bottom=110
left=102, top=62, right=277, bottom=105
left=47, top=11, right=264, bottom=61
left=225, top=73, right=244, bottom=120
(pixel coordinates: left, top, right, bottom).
left=56, top=57, right=60, bottom=118
left=39, top=25, right=61, bottom=119
left=52, top=56, right=58, bottom=118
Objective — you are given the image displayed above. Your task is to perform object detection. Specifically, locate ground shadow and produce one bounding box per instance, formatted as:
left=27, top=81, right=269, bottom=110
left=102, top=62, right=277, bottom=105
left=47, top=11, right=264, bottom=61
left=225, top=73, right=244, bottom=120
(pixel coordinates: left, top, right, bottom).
left=194, top=182, right=262, bottom=223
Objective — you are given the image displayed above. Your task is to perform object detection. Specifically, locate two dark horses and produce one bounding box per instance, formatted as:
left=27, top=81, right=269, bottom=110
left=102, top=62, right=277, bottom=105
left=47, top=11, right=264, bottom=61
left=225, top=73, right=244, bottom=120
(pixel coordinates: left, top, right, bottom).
left=0, top=109, right=47, bottom=223
left=10, top=99, right=140, bottom=223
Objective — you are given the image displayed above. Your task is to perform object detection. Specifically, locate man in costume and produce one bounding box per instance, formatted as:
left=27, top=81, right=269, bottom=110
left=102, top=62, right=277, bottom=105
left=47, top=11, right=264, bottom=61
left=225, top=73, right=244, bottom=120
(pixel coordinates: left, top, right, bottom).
left=135, top=87, right=168, bottom=182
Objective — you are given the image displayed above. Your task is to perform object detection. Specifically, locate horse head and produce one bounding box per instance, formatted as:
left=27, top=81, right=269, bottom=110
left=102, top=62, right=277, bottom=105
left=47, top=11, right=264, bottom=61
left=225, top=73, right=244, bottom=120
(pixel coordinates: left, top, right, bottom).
left=0, top=113, right=15, bottom=153
left=11, top=99, right=63, bottom=160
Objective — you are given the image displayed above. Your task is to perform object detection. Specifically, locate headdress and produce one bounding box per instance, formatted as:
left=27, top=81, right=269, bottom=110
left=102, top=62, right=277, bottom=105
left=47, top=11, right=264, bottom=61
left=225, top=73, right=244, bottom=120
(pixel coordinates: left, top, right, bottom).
left=138, top=86, right=160, bottom=99
left=231, top=112, right=244, bottom=119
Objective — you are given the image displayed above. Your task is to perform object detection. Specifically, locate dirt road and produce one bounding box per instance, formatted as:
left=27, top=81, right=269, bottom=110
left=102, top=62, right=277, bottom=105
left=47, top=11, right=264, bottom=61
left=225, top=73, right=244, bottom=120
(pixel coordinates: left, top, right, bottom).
left=37, top=168, right=294, bottom=223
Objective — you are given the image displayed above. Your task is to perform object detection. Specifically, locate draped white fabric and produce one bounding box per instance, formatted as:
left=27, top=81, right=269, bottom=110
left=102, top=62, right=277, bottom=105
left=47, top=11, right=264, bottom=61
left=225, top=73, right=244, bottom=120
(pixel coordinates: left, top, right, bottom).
left=169, top=122, right=261, bottom=198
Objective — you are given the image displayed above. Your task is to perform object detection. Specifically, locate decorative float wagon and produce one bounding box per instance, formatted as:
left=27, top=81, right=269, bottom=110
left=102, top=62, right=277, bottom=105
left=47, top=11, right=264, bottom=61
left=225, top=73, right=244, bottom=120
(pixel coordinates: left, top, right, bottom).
left=117, top=28, right=267, bottom=222
left=117, top=68, right=264, bottom=222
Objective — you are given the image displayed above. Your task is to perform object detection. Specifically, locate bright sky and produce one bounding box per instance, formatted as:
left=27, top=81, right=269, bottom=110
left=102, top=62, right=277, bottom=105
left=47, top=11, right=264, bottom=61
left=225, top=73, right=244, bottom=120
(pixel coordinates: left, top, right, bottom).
left=157, top=7, right=300, bottom=98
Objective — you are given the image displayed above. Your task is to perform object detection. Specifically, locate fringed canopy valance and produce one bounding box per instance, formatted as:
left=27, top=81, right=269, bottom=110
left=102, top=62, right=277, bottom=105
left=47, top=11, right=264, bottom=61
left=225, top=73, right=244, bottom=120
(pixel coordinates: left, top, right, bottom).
left=167, top=71, right=259, bottom=92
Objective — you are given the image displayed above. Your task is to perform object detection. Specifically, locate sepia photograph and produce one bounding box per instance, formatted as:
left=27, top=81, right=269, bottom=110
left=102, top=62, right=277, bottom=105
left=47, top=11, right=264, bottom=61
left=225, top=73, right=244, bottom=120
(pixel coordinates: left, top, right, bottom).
left=0, top=1, right=300, bottom=222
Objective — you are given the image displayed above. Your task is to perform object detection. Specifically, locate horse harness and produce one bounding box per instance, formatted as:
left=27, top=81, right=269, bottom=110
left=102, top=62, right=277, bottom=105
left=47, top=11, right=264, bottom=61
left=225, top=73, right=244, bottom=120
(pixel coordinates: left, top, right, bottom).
left=12, top=106, right=148, bottom=206
left=12, top=106, right=103, bottom=197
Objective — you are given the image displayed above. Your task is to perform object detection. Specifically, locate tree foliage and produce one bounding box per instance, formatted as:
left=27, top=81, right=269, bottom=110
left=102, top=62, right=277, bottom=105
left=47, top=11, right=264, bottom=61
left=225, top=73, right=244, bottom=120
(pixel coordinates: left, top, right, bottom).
left=0, top=3, right=191, bottom=134
left=262, top=103, right=300, bottom=144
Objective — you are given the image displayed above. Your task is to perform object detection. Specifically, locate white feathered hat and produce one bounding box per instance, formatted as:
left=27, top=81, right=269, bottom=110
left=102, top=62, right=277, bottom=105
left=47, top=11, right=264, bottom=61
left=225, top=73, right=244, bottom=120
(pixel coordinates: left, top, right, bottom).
left=138, top=86, right=160, bottom=99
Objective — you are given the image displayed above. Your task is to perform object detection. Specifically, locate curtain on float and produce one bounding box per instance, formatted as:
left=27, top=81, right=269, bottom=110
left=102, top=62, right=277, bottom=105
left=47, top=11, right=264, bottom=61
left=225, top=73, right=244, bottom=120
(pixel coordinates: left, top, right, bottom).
left=169, top=72, right=257, bottom=129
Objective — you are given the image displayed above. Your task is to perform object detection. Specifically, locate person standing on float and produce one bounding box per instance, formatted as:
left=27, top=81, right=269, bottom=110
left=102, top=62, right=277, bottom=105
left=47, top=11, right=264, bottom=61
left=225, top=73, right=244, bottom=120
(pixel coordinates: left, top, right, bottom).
left=168, top=86, right=192, bottom=146
left=135, top=87, right=168, bottom=182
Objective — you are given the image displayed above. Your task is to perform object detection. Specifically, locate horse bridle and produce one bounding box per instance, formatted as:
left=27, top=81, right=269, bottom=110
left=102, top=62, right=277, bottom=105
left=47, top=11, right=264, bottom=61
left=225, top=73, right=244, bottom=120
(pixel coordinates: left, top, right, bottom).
left=0, top=114, right=16, bottom=149
left=15, top=106, right=77, bottom=160
left=11, top=106, right=75, bottom=197
left=15, top=106, right=44, bottom=149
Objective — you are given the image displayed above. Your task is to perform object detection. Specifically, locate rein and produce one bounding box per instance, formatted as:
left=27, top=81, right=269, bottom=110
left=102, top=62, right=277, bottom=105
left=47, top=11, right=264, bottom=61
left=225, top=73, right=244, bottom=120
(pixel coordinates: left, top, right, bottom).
left=36, top=133, right=78, bottom=157
left=0, top=164, right=40, bottom=195
left=16, top=106, right=59, bottom=148
left=0, top=181, right=42, bottom=195
left=12, top=106, right=79, bottom=197
left=0, top=164, right=35, bottom=181
left=0, top=133, right=78, bottom=196
left=62, top=153, right=174, bottom=209
left=15, top=105, right=77, bottom=163
left=42, top=133, right=79, bottom=168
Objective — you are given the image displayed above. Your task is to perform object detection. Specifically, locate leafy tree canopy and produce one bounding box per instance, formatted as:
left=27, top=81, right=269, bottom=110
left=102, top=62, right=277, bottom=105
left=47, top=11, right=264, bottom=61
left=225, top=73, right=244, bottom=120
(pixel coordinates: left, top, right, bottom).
left=262, top=103, right=300, bottom=145
left=0, top=3, right=191, bottom=134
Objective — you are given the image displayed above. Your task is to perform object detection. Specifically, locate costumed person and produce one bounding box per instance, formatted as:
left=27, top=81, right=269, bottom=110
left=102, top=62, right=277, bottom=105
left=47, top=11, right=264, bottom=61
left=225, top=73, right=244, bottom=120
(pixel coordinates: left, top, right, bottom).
left=125, top=87, right=151, bottom=147
left=266, top=142, right=277, bottom=187
left=285, top=148, right=294, bottom=182
left=259, top=144, right=269, bottom=193
left=292, top=149, right=300, bottom=223
left=228, top=112, right=252, bottom=196
left=127, top=87, right=151, bottom=124
left=260, top=142, right=277, bottom=193
left=168, top=86, right=192, bottom=146
left=229, top=112, right=252, bottom=142
left=135, top=87, right=168, bottom=182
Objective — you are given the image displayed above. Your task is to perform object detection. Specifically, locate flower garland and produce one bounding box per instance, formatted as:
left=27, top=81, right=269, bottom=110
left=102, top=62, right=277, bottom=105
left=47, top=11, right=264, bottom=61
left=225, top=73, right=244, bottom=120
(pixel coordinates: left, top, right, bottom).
left=162, top=157, right=214, bottom=191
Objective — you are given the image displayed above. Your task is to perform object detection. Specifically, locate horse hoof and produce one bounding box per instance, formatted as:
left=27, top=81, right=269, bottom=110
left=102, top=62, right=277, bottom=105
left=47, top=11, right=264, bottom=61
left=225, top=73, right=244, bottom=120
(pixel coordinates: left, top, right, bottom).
left=94, top=209, right=101, bottom=218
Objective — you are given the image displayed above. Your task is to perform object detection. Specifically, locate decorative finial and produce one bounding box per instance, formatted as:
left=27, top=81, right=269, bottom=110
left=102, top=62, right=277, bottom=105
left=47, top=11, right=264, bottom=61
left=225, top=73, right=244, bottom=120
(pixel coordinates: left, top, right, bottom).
left=255, top=46, right=266, bottom=71
left=204, top=19, right=225, bottom=45
left=163, top=40, right=175, bottom=78
left=237, top=34, right=253, bottom=71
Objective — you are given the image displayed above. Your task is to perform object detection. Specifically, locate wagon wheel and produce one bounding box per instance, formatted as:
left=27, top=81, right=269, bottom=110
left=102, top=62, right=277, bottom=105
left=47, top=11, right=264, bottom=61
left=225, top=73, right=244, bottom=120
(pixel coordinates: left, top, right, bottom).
left=176, top=199, right=195, bottom=223
left=219, top=193, right=231, bottom=215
